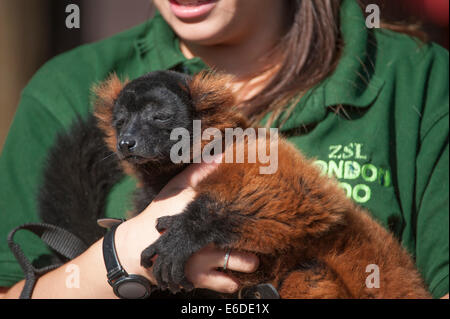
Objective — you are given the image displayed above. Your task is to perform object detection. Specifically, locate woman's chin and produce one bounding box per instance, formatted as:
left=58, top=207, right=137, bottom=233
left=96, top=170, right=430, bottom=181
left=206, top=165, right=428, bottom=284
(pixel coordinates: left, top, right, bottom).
left=169, top=19, right=232, bottom=46
left=155, top=0, right=238, bottom=44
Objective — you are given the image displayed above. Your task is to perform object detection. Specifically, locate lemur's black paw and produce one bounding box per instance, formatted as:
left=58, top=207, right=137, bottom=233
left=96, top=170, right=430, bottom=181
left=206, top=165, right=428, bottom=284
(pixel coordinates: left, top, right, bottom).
left=140, top=245, right=157, bottom=269
left=179, top=279, right=195, bottom=292
left=140, top=215, right=178, bottom=268
left=156, top=215, right=176, bottom=233
left=140, top=227, right=195, bottom=294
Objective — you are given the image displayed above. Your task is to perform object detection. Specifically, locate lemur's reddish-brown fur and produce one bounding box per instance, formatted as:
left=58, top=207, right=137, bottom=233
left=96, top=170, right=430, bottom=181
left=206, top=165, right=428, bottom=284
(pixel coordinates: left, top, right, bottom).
left=93, top=73, right=128, bottom=151
left=92, top=75, right=137, bottom=176
left=94, top=72, right=431, bottom=299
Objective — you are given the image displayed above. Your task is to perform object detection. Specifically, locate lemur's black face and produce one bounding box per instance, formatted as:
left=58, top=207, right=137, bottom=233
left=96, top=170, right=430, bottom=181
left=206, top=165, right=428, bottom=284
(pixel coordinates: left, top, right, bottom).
left=112, top=71, right=193, bottom=165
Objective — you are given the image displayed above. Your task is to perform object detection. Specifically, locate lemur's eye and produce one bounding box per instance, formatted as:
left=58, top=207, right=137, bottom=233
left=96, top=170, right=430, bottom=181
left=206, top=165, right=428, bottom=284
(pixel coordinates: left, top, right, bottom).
left=114, top=119, right=126, bottom=129
left=153, top=112, right=173, bottom=122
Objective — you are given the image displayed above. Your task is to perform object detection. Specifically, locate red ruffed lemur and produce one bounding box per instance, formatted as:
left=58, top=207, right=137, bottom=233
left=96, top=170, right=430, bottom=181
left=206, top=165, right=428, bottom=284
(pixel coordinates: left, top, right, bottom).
left=39, top=70, right=431, bottom=299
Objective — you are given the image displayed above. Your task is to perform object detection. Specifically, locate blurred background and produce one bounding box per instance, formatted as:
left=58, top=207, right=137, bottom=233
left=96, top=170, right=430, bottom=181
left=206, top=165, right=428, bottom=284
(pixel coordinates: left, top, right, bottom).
left=0, top=0, right=448, bottom=152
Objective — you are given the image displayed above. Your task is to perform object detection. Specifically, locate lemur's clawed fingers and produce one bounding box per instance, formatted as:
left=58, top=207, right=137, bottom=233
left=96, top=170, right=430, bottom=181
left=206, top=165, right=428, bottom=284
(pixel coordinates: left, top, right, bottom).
left=140, top=244, right=158, bottom=268
left=180, top=279, right=195, bottom=292
left=171, top=259, right=187, bottom=286
left=167, top=273, right=182, bottom=294
left=156, top=215, right=176, bottom=233
left=153, top=258, right=167, bottom=290
left=166, top=261, right=193, bottom=294
left=141, top=229, right=195, bottom=293
left=160, top=259, right=170, bottom=286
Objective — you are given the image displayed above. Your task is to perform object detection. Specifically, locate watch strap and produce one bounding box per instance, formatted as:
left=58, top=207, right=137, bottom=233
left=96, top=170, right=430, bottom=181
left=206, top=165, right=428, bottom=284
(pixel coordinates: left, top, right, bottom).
left=97, top=218, right=125, bottom=229
left=101, top=220, right=154, bottom=299
left=103, top=224, right=128, bottom=285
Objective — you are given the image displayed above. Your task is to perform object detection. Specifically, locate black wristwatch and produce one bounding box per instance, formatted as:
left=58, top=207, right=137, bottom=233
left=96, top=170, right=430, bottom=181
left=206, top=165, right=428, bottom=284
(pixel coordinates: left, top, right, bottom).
left=100, top=218, right=154, bottom=299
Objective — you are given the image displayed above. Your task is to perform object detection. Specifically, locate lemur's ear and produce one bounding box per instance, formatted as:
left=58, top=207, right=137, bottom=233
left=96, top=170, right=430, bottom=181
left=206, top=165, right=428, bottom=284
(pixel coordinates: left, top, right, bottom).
left=92, top=73, right=128, bottom=150
left=189, top=71, right=236, bottom=112
left=189, top=70, right=249, bottom=130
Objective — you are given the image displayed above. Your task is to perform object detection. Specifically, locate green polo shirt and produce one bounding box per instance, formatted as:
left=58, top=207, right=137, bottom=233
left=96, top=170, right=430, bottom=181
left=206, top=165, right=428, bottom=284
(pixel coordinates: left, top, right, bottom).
left=0, top=0, right=448, bottom=297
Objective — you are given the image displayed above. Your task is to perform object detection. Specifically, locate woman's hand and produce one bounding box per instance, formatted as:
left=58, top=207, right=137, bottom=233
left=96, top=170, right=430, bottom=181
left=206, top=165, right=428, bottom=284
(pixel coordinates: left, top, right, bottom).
left=2, top=155, right=258, bottom=299
left=184, top=244, right=259, bottom=293
left=116, top=154, right=259, bottom=294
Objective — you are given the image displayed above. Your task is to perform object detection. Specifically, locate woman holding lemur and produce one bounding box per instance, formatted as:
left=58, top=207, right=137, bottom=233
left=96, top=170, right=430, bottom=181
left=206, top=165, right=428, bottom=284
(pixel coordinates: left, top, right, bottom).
left=0, top=0, right=448, bottom=299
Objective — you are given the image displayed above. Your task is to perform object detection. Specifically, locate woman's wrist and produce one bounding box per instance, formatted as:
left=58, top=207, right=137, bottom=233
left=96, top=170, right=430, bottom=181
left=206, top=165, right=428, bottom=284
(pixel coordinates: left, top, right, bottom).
left=114, top=217, right=156, bottom=283
left=113, top=188, right=197, bottom=284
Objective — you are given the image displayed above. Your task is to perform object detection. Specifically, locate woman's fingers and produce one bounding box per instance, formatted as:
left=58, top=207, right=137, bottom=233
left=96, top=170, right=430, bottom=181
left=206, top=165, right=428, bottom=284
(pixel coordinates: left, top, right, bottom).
left=187, top=152, right=223, bottom=187
left=162, top=152, right=224, bottom=192
left=185, top=245, right=259, bottom=294
left=202, top=246, right=259, bottom=273
left=191, top=270, right=240, bottom=294
left=221, top=249, right=260, bottom=273
left=153, top=153, right=223, bottom=201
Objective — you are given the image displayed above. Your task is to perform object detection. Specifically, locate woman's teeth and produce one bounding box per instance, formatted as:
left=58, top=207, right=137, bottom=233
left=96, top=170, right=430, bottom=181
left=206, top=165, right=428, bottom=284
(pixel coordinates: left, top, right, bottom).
left=174, top=0, right=213, bottom=6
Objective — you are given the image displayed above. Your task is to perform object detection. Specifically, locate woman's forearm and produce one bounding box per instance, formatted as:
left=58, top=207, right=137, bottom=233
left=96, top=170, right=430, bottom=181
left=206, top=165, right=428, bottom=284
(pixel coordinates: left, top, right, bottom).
left=5, top=239, right=117, bottom=299
left=1, top=164, right=258, bottom=299
left=2, top=209, right=164, bottom=299
left=3, top=216, right=159, bottom=299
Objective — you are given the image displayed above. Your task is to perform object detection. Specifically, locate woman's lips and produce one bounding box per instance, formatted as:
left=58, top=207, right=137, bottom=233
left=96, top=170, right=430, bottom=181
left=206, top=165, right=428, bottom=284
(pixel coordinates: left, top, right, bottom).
left=169, top=0, right=218, bottom=20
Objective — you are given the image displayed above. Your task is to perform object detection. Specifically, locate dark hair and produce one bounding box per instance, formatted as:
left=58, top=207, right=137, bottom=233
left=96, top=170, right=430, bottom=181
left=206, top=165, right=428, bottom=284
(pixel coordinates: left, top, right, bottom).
left=245, top=0, right=427, bottom=127
left=246, top=0, right=343, bottom=127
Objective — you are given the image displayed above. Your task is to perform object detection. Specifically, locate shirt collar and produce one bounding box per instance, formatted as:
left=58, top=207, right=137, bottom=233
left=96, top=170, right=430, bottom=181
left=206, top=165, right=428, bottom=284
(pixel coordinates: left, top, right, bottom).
left=265, top=0, right=385, bottom=131
left=323, top=0, right=385, bottom=108
left=137, top=0, right=384, bottom=131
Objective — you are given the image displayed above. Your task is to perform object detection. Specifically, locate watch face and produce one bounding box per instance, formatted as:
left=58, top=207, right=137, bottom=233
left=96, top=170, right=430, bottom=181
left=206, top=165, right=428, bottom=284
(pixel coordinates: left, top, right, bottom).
left=116, top=280, right=148, bottom=299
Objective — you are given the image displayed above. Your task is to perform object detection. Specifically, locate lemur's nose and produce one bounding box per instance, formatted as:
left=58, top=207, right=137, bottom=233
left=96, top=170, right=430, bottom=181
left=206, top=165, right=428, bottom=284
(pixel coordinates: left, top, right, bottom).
left=119, top=138, right=137, bottom=153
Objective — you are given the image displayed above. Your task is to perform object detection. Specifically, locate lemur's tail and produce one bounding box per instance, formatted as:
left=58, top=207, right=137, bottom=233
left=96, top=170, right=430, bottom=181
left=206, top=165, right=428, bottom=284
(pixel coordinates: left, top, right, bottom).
left=38, top=114, right=124, bottom=245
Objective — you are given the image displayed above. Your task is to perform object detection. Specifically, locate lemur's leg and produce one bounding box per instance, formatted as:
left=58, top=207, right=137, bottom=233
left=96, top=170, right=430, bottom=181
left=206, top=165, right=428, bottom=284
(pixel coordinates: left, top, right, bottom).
left=145, top=202, right=353, bottom=299
left=276, top=263, right=352, bottom=299
left=140, top=193, right=242, bottom=293
left=139, top=189, right=344, bottom=295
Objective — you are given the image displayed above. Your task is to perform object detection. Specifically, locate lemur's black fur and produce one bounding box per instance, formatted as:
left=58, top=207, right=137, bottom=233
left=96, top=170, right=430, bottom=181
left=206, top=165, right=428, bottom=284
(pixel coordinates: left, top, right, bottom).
left=38, top=115, right=124, bottom=245
left=110, top=71, right=193, bottom=214
left=38, top=115, right=219, bottom=299
left=38, top=70, right=430, bottom=299
left=38, top=71, right=236, bottom=298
